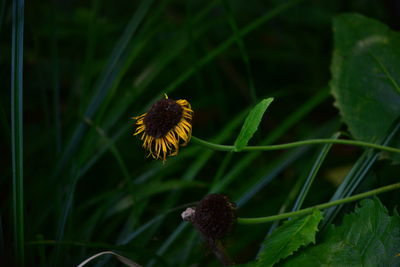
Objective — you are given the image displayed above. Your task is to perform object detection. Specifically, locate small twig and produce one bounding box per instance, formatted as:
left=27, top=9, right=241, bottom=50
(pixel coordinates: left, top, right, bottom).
left=206, top=238, right=235, bottom=266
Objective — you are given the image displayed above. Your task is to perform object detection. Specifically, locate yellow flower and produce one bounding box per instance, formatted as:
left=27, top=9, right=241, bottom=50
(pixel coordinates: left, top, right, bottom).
left=133, top=95, right=193, bottom=161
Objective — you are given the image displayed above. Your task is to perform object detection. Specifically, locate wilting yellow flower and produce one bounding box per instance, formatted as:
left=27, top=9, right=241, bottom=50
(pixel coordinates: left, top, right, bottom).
left=133, top=95, right=193, bottom=161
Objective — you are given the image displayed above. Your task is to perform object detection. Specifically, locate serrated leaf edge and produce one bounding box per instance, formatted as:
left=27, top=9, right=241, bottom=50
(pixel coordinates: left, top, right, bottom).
left=257, top=210, right=323, bottom=267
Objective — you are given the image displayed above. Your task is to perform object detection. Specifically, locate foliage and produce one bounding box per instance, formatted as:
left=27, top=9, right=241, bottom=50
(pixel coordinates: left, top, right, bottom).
left=234, top=97, right=274, bottom=151
left=331, top=13, right=400, bottom=162
left=282, top=198, right=400, bottom=266
left=254, top=210, right=323, bottom=267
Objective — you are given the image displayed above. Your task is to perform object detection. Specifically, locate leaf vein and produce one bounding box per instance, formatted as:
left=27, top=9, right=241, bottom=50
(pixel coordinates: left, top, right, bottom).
left=368, top=51, right=400, bottom=95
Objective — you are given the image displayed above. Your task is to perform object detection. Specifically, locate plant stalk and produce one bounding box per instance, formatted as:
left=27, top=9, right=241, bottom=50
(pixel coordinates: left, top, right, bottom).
left=191, top=136, right=400, bottom=155
left=238, top=182, right=400, bottom=224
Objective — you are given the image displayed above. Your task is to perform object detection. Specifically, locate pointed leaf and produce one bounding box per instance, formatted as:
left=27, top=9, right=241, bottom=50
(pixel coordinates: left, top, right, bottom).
left=234, top=98, right=274, bottom=151
left=255, top=210, right=323, bottom=267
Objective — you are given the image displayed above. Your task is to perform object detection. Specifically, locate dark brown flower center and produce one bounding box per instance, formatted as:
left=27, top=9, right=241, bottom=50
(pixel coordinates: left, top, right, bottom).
left=194, top=194, right=236, bottom=240
left=144, top=98, right=183, bottom=138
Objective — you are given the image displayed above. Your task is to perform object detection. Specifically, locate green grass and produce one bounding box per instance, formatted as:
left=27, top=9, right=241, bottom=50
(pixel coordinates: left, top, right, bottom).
left=2, top=0, right=400, bottom=266
left=10, top=0, right=25, bottom=265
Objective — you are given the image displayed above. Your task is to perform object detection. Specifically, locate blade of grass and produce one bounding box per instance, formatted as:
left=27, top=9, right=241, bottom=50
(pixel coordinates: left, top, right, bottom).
left=118, top=214, right=165, bottom=245
left=264, top=158, right=313, bottom=236
left=321, top=153, right=380, bottom=228
left=212, top=152, right=234, bottom=184
left=164, top=0, right=304, bottom=93
left=184, top=1, right=207, bottom=95
left=51, top=1, right=61, bottom=154
left=78, top=123, right=129, bottom=178
left=80, top=188, right=116, bottom=214
left=337, top=122, right=399, bottom=200
left=11, top=0, right=25, bottom=264
left=116, top=199, right=198, bottom=246
left=83, top=117, right=134, bottom=195
left=114, top=201, right=149, bottom=246
left=150, top=223, right=188, bottom=267
left=185, top=2, right=230, bottom=95
left=79, top=0, right=102, bottom=105
left=78, top=191, right=127, bottom=260
left=74, top=118, right=138, bottom=249
left=76, top=251, right=142, bottom=267
left=291, top=132, right=340, bottom=212
left=236, top=146, right=309, bottom=208
left=322, top=117, right=400, bottom=229
left=27, top=120, right=134, bottom=233
left=54, top=167, right=79, bottom=265
left=179, top=230, right=199, bottom=267
left=55, top=0, right=155, bottom=177
left=222, top=0, right=257, bottom=102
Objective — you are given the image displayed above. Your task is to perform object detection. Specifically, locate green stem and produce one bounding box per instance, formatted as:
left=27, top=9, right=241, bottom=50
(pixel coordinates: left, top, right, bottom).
left=238, top=182, right=400, bottom=224
left=191, top=136, right=233, bottom=151
left=190, top=136, right=400, bottom=155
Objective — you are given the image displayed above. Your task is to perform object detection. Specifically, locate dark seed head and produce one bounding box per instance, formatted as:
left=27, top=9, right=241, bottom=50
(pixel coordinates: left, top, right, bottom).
left=144, top=98, right=183, bottom=138
left=194, top=194, right=237, bottom=240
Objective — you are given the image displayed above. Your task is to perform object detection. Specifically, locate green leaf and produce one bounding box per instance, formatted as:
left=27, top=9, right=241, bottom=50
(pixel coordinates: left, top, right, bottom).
left=330, top=13, right=400, bottom=162
left=234, top=98, right=274, bottom=151
left=282, top=198, right=400, bottom=266
left=254, top=210, right=323, bottom=267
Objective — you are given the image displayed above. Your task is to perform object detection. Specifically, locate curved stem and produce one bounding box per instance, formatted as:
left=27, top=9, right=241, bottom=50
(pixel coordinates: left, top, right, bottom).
left=191, top=136, right=233, bottom=151
left=237, top=182, right=400, bottom=224
left=190, top=136, right=400, bottom=155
